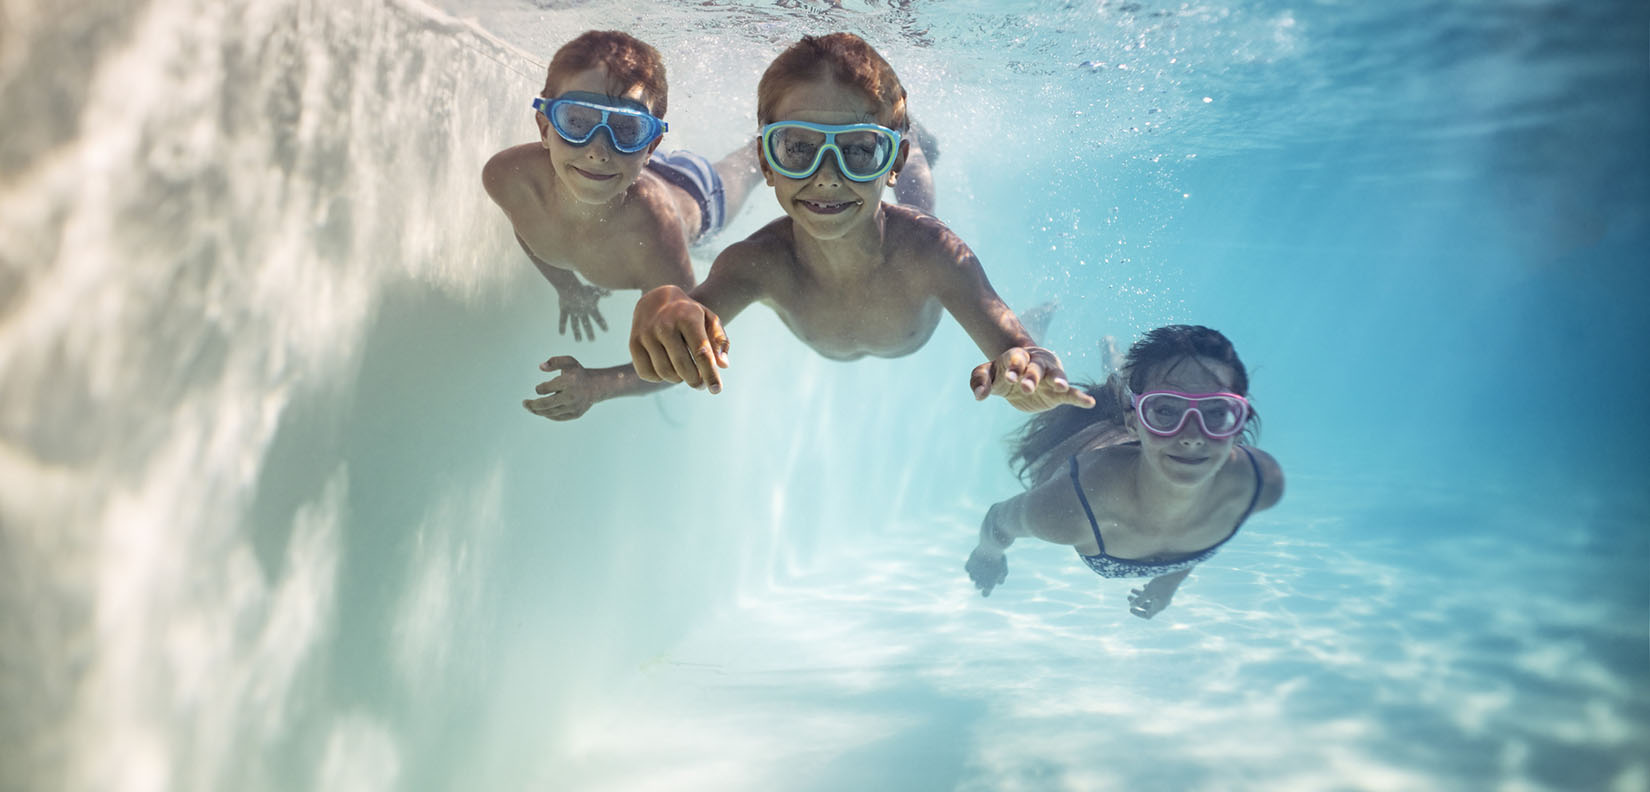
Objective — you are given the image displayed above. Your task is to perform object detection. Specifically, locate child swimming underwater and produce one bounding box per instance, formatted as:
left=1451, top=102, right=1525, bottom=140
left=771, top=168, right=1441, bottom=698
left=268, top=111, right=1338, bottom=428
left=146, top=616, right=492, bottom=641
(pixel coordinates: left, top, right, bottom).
left=966, top=325, right=1285, bottom=619
left=486, top=31, right=763, bottom=343
left=622, top=32, right=1092, bottom=415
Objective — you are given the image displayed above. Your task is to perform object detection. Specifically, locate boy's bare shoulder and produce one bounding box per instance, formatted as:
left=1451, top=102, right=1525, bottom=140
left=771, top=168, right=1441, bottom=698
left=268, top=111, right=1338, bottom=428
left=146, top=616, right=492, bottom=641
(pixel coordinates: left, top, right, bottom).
left=883, top=202, right=951, bottom=236
left=727, top=218, right=795, bottom=263
left=704, top=218, right=793, bottom=281
left=882, top=202, right=978, bottom=270
left=482, top=143, right=550, bottom=203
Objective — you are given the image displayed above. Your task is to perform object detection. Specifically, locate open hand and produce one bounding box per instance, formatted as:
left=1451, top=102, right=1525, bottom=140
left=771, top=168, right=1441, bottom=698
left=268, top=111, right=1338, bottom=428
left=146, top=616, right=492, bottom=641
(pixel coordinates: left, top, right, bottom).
left=1127, top=579, right=1176, bottom=619
left=965, top=546, right=1008, bottom=597
left=966, top=503, right=1014, bottom=597
left=629, top=285, right=730, bottom=393
left=970, top=346, right=1097, bottom=413
left=524, top=355, right=600, bottom=421
left=559, top=282, right=611, bottom=342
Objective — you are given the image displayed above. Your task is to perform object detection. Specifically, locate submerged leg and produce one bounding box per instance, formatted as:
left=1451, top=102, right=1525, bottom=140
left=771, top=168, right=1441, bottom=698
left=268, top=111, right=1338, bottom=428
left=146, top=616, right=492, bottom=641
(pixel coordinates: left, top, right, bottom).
left=1020, top=297, right=1060, bottom=341
left=711, top=137, right=765, bottom=228
left=893, top=118, right=937, bottom=214
left=1100, top=335, right=1124, bottom=376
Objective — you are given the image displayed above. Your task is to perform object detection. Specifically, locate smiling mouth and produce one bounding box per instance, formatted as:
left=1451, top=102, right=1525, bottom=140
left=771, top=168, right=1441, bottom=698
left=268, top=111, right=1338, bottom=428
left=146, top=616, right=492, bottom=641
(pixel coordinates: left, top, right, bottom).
left=1167, top=454, right=1206, bottom=465
left=798, top=198, right=859, bottom=215
left=571, top=165, right=618, bottom=181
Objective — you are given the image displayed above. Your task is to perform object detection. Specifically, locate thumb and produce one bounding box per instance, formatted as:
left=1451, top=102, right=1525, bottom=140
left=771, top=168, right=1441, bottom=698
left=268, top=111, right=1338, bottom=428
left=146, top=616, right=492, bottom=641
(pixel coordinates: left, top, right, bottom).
left=969, top=361, right=993, bottom=400
left=542, top=355, right=578, bottom=373
left=705, top=311, right=730, bottom=367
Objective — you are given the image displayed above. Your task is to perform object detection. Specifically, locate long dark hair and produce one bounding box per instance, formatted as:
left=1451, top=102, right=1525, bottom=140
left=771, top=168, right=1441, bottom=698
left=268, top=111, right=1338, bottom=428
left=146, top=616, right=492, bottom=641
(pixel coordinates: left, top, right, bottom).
left=1008, top=325, right=1257, bottom=484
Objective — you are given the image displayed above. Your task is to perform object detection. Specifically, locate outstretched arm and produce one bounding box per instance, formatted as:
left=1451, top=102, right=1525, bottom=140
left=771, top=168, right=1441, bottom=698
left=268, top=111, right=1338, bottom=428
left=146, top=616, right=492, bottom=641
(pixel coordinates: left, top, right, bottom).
left=629, top=241, right=766, bottom=394
left=1128, top=569, right=1192, bottom=619
left=481, top=154, right=614, bottom=343
left=965, top=501, right=1017, bottom=597
left=965, top=478, right=1093, bottom=597
left=924, top=230, right=1094, bottom=412
left=515, top=235, right=611, bottom=343
left=522, top=355, right=670, bottom=422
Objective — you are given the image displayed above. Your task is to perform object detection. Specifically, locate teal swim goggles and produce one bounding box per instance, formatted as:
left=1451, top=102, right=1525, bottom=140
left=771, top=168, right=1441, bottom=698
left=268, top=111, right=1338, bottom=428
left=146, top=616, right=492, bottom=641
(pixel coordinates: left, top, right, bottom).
left=760, top=121, right=903, bottom=182
left=534, top=91, right=667, bottom=154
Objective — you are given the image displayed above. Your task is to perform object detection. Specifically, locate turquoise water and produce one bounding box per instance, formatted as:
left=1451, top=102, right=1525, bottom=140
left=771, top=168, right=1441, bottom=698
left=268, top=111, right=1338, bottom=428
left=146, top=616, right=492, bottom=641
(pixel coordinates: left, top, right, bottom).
left=2, top=0, right=1646, bottom=790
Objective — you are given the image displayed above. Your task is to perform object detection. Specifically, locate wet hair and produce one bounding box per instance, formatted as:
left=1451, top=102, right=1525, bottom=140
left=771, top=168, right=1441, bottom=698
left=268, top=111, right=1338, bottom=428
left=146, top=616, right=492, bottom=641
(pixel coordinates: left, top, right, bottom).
left=1008, top=325, right=1258, bottom=484
left=756, top=33, right=909, bottom=132
left=542, top=31, right=668, bottom=118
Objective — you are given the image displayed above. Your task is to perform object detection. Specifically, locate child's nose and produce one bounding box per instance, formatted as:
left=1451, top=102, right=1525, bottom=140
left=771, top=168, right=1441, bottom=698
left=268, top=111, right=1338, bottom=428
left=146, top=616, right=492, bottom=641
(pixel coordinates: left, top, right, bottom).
left=1176, top=419, right=1209, bottom=444
left=810, top=152, right=845, bottom=186
left=585, top=132, right=615, bottom=159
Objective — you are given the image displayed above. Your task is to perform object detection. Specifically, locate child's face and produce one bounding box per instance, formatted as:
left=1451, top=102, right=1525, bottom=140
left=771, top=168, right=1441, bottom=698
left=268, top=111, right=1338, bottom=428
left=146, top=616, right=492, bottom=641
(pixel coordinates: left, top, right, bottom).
left=541, top=65, right=661, bottom=205
left=763, top=76, right=902, bottom=240
left=1125, top=356, right=1242, bottom=487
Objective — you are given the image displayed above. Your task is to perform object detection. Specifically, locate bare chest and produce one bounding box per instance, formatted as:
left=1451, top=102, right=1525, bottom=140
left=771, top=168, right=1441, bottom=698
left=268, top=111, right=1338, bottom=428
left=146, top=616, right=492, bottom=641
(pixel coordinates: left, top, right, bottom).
left=767, top=270, right=945, bottom=360
left=520, top=219, right=661, bottom=290
left=515, top=172, right=694, bottom=291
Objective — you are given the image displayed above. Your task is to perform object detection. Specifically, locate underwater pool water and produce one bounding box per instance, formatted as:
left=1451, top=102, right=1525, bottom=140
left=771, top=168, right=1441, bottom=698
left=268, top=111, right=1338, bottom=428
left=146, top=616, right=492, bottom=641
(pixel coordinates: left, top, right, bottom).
left=1, top=0, right=1646, bottom=790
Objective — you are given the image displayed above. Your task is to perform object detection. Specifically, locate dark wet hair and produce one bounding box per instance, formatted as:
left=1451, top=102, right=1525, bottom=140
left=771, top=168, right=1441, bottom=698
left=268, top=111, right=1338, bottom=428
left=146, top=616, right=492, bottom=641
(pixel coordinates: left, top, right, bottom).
left=1008, top=325, right=1257, bottom=484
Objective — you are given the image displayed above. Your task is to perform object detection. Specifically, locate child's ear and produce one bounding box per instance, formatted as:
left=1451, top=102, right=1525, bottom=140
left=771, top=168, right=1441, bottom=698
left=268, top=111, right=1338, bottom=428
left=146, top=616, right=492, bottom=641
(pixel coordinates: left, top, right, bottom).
left=536, top=113, right=552, bottom=148
left=891, top=138, right=911, bottom=174
left=645, top=137, right=663, bottom=158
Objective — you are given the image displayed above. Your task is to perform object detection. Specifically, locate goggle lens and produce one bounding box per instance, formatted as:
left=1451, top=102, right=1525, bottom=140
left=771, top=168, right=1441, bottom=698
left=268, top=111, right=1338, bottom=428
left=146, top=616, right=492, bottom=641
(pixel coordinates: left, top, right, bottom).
left=535, top=94, right=665, bottom=153
left=1133, top=392, right=1249, bottom=438
left=761, top=122, right=900, bottom=182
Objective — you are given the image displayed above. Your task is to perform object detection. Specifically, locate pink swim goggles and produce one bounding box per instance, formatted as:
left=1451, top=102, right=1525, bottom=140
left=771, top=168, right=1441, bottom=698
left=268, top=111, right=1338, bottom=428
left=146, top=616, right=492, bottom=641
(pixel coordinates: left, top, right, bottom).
left=1128, top=389, right=1250, bottom=439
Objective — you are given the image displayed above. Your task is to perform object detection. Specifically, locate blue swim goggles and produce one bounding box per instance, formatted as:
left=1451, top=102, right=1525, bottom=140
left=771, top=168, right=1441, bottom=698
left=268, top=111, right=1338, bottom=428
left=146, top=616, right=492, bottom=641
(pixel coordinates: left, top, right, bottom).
left=760, top=121, right=903, bottom=182
left=534, top=91, right=667, bottom=154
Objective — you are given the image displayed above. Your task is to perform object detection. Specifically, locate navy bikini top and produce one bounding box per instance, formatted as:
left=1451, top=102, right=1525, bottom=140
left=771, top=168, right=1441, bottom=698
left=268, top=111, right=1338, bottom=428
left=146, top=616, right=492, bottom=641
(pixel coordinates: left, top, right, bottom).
left=1073, top=446, right=1263, bottom=579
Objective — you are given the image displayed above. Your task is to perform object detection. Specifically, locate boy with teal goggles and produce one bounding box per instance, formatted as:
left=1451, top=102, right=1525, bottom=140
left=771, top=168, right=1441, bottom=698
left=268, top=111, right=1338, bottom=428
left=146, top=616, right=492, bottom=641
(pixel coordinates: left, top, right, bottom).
left=533, top=91, right=669, bottom=154
left=624, top=32, right=1090, bottom=422
left=760, top=121, right=902, bottom=182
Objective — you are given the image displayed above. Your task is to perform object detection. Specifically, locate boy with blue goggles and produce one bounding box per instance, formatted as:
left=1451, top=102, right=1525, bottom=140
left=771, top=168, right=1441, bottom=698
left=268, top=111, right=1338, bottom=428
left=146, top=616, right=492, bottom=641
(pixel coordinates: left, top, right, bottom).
left=533, top=91, right=668, bottom=154
left=760, top=121, right=902, bottom=182
left=487, top=28, right=766, bottom=417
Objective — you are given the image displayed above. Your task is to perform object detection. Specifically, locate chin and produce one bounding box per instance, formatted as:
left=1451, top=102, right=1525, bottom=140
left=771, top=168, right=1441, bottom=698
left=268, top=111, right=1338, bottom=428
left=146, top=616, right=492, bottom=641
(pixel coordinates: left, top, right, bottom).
left=1156, top=455, right=1216, bottom=485
left=796, top=221, right=852, bottom=240
left=561, top=166, right=630, bottom=202
left=791, top=207, right=866, bottom=239
left=572, top=183, right=626, bottom=204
